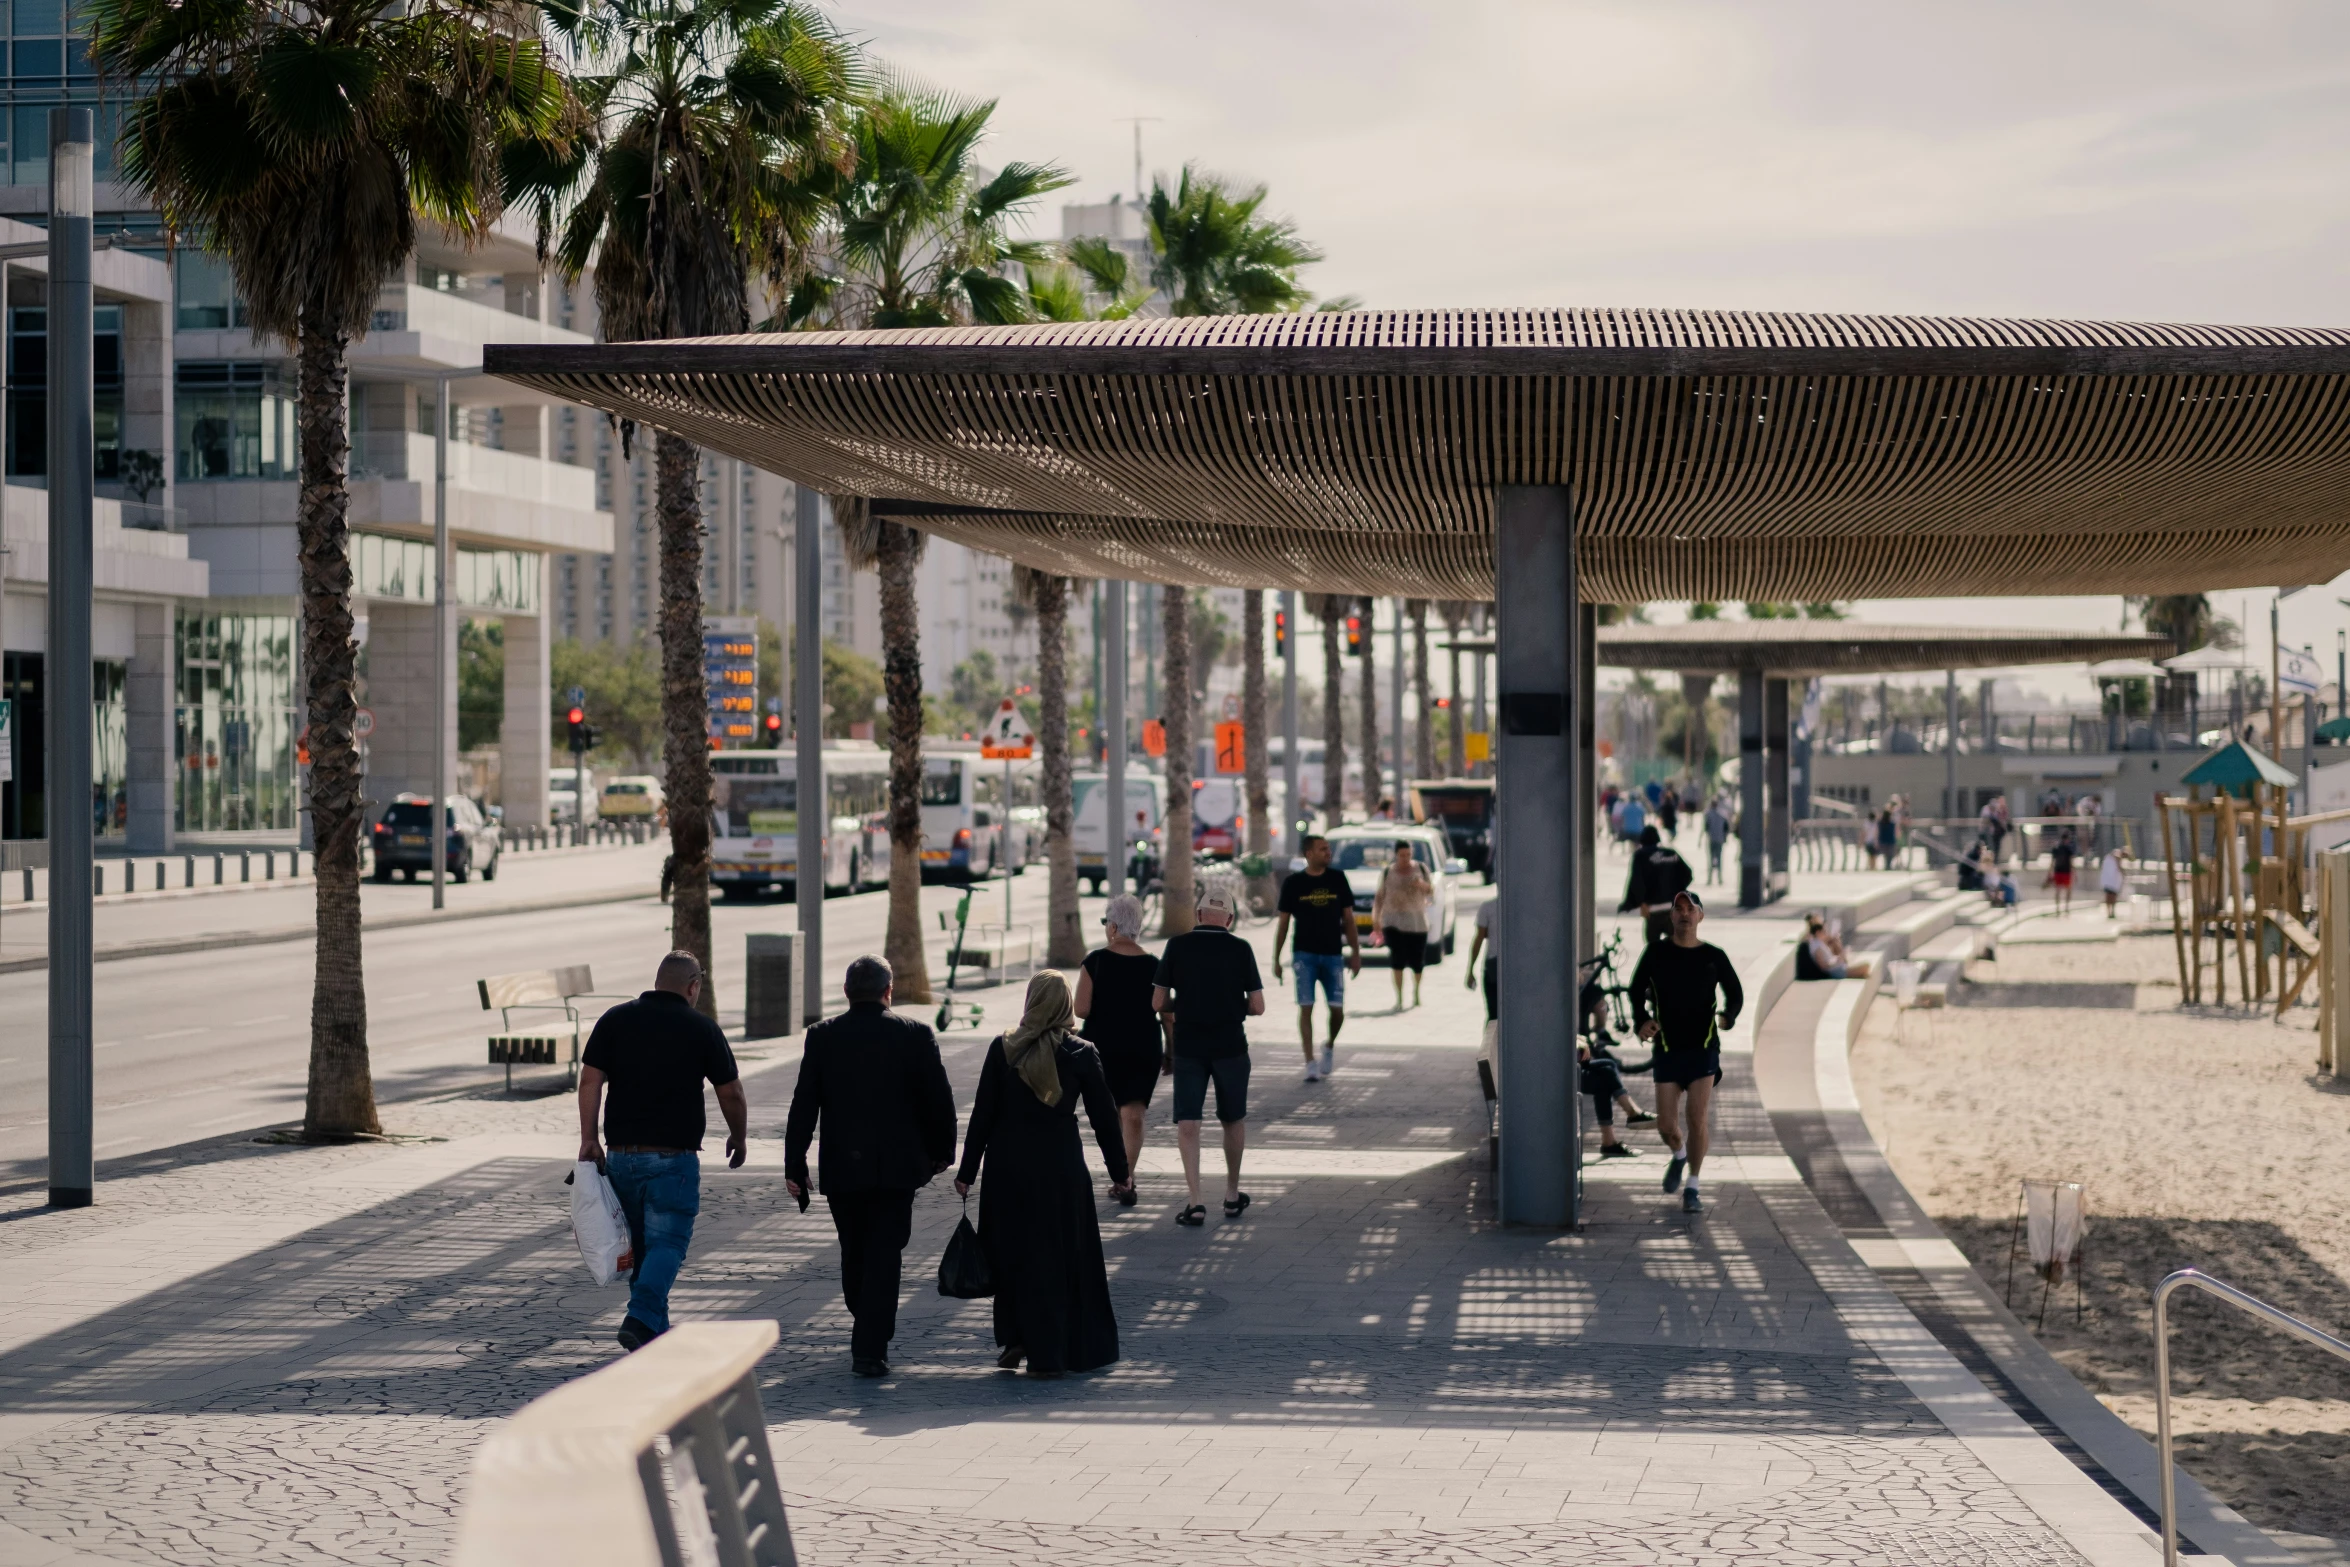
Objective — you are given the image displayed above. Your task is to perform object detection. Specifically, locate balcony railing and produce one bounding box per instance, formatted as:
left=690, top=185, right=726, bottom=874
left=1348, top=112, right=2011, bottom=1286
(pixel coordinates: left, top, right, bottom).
left=367, top=284, right=591, bottom=349
left=350, top=431, right=598, bottom=513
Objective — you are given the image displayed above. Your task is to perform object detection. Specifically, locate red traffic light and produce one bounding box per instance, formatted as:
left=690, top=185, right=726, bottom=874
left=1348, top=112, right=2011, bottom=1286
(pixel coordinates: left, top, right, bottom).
left=566, top=706, right=584, bottom=725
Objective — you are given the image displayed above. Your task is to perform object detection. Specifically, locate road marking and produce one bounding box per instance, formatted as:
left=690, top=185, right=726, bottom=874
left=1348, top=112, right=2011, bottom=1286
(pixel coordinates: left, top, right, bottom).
left=147, top=1026, right=211, bottom=1041
left=234, top=1014, right=290, bottom=1026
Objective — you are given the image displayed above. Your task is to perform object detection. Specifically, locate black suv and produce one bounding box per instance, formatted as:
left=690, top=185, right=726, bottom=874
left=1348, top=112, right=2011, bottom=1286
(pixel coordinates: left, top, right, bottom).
left=370, top=794, right=502, bottom=883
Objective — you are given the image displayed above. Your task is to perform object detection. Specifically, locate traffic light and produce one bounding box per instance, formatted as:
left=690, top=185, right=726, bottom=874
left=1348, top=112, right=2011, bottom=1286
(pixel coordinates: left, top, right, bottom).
left=1345, top=614, right=1364, bottom=657
left=764, top=711, right=784, bottom=746
left=1273, top=608, right=1288, bottom=655
left=566, top=705, right=587, bottom=750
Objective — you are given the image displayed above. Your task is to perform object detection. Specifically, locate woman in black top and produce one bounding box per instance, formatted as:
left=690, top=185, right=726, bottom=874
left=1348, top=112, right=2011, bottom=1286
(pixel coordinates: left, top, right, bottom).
left=1075, top=893, right=1162, bottom=1205
left=956, top=969, right=1132, bottom=1378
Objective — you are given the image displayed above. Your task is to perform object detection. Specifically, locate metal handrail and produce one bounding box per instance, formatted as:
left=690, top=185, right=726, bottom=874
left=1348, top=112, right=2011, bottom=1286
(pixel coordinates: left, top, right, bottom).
left=2152, top=1267, right=2350, bottom=1567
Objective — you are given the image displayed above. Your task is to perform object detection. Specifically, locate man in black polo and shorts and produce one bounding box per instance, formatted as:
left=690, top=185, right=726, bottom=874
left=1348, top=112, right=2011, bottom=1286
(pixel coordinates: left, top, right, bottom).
left=1629, top=889, right=1743, bottom=1214
left=1154, top=888, right=1267, bottom=1228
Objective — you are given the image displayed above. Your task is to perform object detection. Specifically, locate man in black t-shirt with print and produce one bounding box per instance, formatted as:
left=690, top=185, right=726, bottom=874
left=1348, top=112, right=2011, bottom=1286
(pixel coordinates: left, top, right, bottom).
left=1272, top=834, right=1363, bottom=1083
left=1154, top=887, right=1267, bottom=1227
left=579, top=950, right=748, bottom=1352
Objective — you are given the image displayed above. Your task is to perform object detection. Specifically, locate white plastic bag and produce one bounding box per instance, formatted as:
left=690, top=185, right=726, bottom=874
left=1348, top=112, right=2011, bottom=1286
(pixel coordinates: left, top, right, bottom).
left=570, top=1161, right=631, bottom=1285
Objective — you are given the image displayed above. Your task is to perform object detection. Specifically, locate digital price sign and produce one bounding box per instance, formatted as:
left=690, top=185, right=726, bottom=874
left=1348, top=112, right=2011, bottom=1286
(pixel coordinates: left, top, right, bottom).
left=704, top=616, right=760, bottom=748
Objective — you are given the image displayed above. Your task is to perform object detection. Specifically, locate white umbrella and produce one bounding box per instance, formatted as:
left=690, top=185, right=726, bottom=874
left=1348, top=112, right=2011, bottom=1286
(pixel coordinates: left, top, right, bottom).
left=2160, top=644, right=2252, bottom=673
left=2086, top=658, right=2166, bottom=679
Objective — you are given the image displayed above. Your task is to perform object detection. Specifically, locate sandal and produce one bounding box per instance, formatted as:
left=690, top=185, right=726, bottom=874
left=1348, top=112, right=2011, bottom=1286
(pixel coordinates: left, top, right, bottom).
left=1175, top=1204, right=1207, bottom=1227
left=1116, top=1185, right=1138, bottom=1207
left=1222, top=1192, right=1251, bottom=1219
left=997, top=1345, right=1025, bottom=1370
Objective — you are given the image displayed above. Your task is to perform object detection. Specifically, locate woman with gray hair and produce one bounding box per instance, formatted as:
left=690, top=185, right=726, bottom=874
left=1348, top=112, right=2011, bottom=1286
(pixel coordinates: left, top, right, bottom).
left=1075, top=893, right=1161, bottom=1202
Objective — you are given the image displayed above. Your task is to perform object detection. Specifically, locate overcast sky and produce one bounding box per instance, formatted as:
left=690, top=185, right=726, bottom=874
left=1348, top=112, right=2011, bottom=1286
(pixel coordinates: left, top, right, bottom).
left=835, top=0, right=2350, bottom=701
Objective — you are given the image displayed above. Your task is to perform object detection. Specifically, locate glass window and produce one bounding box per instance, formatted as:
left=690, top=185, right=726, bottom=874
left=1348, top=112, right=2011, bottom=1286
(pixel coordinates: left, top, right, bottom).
left=919, top=765, right=961, bottom=806
left=175, top=360, right=294, bottom=479
left=12, top=102, right=46, bottom=187
left=174, top=252, right=248, bottom=331
left=13, top=39, right=60, bottom=75
left=175, top=609, right=299, bottom=834
left=14, top=0, right=61, bottom=32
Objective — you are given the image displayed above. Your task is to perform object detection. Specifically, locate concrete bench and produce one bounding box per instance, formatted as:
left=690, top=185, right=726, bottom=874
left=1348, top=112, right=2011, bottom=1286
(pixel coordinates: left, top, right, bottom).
left=478, top=966, right=631, bottom=1091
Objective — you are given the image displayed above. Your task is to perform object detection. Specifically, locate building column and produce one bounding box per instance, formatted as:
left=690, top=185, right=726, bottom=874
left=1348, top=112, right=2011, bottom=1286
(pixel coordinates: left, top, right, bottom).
left=1944, top=668, right=1959, bottom=818
left=1739, top=668, right=1765, bottom=908
left=362, top=598, right=449, bottom=808
left=124, top=600, right=173, bottom=853
left=502, top=556, right=551, bottom=829
left=1494, top=484, right=1578, bottom=1228
left=1577, top=602, right=1596, bottom=968
left=1765, top=676, right=1790, bottom=902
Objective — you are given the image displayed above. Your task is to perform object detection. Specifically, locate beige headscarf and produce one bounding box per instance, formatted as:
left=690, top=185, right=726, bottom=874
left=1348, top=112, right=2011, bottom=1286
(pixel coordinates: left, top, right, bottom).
left=1003, top=969, right=1075, bottom=1107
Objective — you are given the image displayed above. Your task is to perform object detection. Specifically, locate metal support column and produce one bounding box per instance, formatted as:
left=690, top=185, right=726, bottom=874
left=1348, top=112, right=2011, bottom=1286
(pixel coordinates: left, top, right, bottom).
left=1494, top=485, right=1578, bottom=1228
left=46, top=107, right=93, bottom=1208
left=1105, top=582, right=1127, bottom=900
left=1944, top=669, right=1959, bottom=818
left=1577, top=603, right=1596, bottom=965
left=1739, top=669, right=1765, bottom=909
left=1472, top=645, right=1489, bottom=775
left=1765, top=676, right=1790, bottom=901
left=1389, top=597, right=1406, bottom=809
left=793, top=486, right=824, bottom=1026
left=431, top=376, right=451, bottom=911
left=1280, top=589, right=1299, bottom=855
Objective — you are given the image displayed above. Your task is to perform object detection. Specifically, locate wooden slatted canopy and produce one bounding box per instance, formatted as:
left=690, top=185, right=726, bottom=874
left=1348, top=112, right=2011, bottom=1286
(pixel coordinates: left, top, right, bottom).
left=483, top=309, right=2350, bottom=601
left=1591, top=620, right=2175, bottom=676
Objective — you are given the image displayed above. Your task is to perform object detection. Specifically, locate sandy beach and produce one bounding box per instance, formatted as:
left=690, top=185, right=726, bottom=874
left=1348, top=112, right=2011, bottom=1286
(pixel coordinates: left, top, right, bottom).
left=1850, top=920, right=2350, bottom=1545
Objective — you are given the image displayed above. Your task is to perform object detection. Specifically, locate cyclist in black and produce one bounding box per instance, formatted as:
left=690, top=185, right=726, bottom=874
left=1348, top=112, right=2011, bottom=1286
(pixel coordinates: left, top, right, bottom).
left=1629, top=889, right=1742, bottom=1214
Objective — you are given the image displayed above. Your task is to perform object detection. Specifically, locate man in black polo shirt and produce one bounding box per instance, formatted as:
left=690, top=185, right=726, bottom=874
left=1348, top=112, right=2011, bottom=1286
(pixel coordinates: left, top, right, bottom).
left=579, top=950, right=747, bottom=1351
left=1153, top=888, right=1267, bottom=1227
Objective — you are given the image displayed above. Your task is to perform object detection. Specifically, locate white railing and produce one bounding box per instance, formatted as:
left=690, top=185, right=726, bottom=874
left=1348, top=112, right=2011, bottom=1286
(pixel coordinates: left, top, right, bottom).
left=350, top=430, right=598, bottom=512
left=454, top=1319, right=796, bottom=1567
left=369, top=282, right=593, bottom=350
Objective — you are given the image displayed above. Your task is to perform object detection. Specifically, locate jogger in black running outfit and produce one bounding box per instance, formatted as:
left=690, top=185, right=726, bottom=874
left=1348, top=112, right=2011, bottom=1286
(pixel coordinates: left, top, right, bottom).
left=1629, top=890, right=1742, bottom=1214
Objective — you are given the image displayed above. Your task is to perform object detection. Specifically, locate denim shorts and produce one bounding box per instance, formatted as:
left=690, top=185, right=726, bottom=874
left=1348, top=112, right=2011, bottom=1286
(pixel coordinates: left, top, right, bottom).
left=1293, top=949, right=1347, bottom=1006
left=1171, top=1052, right=1250, bottom=1124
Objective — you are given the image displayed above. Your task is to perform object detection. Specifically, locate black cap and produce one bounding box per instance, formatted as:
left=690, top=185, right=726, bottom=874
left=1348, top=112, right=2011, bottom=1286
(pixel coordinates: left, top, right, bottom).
left=1674, top=888, right=1702, bottom=909
left=1639, top=825, right=1660, bottom=847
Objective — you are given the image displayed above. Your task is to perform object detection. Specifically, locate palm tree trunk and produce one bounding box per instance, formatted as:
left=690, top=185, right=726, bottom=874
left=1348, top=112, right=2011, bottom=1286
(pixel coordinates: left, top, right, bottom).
left=1358, top=597, right=1381, bottom=814
left=1443, top=603, right=1467, bottom=776
left=296, top=316, right=378, bottom=1140
left=877, top=522, right=934, bottom=1000
left=1159, top=584, right=1195, bottom=936
left=1241, top=590, right=1273, bottom=909
left=1410, top=599, right=1433, bottom=782
left=655, top=432, right=716, bottom=1018
left=1320, top=600, right=1345, bottom=827
left=1037, top=573, right=1085, bottom=966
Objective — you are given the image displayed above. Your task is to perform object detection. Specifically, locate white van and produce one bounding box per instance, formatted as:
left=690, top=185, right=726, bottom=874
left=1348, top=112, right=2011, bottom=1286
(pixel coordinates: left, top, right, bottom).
left=549, top=765, right=597, bottom=825
left=1072, top=770, right=1166, bottom=894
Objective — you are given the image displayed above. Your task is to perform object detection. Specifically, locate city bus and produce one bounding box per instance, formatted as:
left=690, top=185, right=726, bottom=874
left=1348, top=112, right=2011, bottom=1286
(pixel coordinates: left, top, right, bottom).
left=709, top=745, right=891, bottom=898
left=920, top=747, right=1040, bottom=882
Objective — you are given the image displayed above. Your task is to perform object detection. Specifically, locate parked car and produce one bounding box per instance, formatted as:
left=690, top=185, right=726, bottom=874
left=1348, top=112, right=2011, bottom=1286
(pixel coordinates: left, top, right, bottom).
left=370, top=793, right=503, bottom=883
left=599, top=775, right=665, bottom=821
left=1319, top=823, right=1466, bottom=956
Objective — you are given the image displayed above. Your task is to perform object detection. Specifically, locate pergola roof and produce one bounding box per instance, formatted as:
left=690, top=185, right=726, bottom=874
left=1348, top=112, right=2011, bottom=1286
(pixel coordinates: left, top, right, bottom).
left=485, top=309, right=2350, bottom=601
left=1590, top=620, right=2173, bottom=676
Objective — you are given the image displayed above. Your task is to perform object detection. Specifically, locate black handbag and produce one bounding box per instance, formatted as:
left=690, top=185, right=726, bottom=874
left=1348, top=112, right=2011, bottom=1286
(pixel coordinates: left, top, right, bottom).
left=937, top=1198, right=993, bottom=1299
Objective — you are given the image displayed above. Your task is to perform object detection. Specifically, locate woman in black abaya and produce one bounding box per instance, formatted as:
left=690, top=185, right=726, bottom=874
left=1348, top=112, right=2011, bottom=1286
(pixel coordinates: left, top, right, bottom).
left=955, top=969, right=1132, bottom=1377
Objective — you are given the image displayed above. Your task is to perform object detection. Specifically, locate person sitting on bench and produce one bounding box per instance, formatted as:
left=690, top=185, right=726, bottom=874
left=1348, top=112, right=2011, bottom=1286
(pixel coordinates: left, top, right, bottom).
left=1798, top=912, right=1875, bottom=980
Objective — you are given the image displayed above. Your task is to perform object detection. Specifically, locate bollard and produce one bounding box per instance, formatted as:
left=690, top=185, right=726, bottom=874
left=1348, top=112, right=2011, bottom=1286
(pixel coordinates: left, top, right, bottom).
left=745, top=932, right=798, bottom=1039
left=264, top=851, right=276, bottom=880
left=239, top=850, right=251, bottom=883
left=95, top=863, right=105, bottom=896
left=125, top=860, right=136, bottom=893
left=212, top=853, right=223, bottom=886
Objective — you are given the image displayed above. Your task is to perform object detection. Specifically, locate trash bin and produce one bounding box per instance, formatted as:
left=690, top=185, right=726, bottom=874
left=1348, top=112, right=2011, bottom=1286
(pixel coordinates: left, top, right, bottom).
left=745, top=932, right=797, bottom=1040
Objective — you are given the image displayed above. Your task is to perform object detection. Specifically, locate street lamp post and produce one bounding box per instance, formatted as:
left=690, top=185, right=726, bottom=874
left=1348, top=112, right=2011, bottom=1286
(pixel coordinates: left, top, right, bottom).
left=1105, top=583, right=1127, bottom=901
left=1280, top=589, right=1299, bottom=854
left=47, top=107, right=94, bottom=1208
left=794, top=486, right=824, bottom=1027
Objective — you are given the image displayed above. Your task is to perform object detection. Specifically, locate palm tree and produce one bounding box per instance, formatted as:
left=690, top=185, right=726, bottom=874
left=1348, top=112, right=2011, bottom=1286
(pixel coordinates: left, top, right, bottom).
left=1159, top=585, right=1196, bottom=936
left=1015, top=565, right=1087, bottom=965
left=1241, top=591, right=1273, bottom=909
left=1146, top=165, right=1323, bottom=314
left=531, top=0, right=860, bottom=1014
left=1439, top=601, right=1469, bottom=775
left=1310, top=594, right=1348, bottom=825
left=1358, top=597, right=1382, bottom=813
left=813, top=91, right=1069, bottom=989
left=94, top=0, right=574, bottom=1138
left=1409, top=599, right=1433, bottom=781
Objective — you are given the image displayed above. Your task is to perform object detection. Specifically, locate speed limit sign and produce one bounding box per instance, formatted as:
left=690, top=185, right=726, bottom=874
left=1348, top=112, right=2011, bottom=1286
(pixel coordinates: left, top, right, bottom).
left=354, top=707, right=376, bottom=739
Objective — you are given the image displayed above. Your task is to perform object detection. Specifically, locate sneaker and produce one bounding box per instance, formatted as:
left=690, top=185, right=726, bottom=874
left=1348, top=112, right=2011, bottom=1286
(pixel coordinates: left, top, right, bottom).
left=1662, top=1155, right=1686, bottom=1194
left=1318, top=1045, right=1335, bottom=1078
left=1598, top=1142, right=1638, bottom=1159
left=1625, top=1109, right=1657, bottom=1125
left=1304, top=1059, right=1323, bottom=1083
left=1682, top=1187, right=1703, bottom=1214
left=616, top=1316, right=659, bottom=1353
left=852, top=1357, right=889, bottom=1377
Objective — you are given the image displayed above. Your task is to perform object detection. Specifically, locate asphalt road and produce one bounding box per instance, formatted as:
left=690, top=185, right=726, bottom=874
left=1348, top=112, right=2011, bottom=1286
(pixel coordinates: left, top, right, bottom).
left=0, top=867, right=1070, bottom=1179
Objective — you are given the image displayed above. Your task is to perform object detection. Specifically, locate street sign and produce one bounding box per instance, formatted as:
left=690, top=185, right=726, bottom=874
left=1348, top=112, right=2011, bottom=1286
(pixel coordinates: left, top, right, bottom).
left=1214, top=720, right=1245, bottom=774
left=568, top=685, right=586, bottom=707
left=1465, top=730, right=1491, bottom=763
left=703, top=615, right=759, bottom=748
left=1141, top=718, right=1166, bottom=757
left=353, top=707, right=375, bottom=740
left=980, top=697, right=1033, bottom=759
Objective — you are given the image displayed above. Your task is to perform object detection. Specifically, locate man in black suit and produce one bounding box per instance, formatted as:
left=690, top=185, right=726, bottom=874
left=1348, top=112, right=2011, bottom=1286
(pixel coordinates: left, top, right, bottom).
left=785, top=954, right=957, bottom=1377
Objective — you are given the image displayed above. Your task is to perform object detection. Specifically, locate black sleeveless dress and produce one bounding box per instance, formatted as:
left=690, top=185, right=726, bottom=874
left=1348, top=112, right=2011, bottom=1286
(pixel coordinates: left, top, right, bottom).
left=1081, top=947, right=1164, bottom=1106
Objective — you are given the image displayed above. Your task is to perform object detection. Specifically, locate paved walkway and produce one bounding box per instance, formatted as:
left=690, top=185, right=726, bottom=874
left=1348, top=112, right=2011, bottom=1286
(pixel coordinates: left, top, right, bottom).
left=0, top=872, right=2193, bottom=1565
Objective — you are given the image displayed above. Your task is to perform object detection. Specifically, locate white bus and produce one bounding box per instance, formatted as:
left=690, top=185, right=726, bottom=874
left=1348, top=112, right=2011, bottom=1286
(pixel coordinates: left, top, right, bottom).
left=920, top=748, right=1040, bottom=882
left=710, top=746, right=891, bottom=898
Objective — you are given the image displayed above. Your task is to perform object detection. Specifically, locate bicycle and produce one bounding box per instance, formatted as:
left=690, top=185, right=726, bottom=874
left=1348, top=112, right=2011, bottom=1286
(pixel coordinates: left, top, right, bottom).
left=1579, top=930, right=1652, bottom=1078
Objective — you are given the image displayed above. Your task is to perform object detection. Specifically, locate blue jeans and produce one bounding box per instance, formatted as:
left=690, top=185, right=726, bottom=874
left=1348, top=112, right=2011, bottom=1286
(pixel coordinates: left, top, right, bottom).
left=604, top=1151, right=700, bottom=1335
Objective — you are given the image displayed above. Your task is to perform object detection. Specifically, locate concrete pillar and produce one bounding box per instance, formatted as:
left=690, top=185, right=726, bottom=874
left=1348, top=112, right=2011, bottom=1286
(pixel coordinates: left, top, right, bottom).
left=124, top=599, right=173, bottom=852
left=1766, top=676, right=1790, bottom=901
left=1494, top=485, right=1578, bottom=1228
left=1577, top=602, right=1595, bottom=965
left=364, top=598, right=454, bottom=808
left=1944, top=669, right=1959, bottom=818
left=502, top=555, right=551, bottom=829
left=1739, top=668, right=1765, bottom=908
